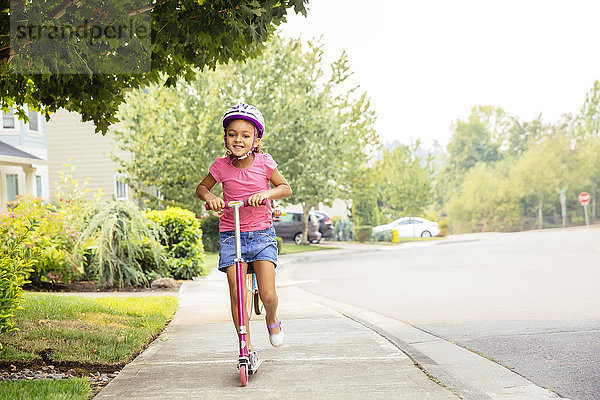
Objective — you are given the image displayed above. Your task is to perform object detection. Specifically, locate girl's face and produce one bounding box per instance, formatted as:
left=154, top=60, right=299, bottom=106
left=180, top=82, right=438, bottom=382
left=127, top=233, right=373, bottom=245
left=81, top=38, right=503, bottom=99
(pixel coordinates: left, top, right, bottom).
left=226, top=119, right=259, bottom=156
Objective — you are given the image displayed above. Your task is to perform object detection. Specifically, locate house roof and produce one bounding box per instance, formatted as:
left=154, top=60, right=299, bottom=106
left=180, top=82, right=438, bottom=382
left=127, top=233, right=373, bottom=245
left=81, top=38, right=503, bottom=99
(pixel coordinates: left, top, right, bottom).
left=0, top=140, right=42, bottom=160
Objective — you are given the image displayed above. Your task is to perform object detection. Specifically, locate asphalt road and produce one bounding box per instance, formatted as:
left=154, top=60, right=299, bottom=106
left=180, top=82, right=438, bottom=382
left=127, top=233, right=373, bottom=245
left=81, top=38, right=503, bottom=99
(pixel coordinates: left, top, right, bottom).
left=293, top=227, right=600, bottom=400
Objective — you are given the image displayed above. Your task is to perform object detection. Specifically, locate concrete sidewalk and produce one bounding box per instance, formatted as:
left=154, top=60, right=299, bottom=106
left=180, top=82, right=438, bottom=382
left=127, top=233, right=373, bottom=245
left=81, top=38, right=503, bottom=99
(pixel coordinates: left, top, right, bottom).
left=94, top=248, right=458, bottom=399
left=95, top=242, right=564, bottom=399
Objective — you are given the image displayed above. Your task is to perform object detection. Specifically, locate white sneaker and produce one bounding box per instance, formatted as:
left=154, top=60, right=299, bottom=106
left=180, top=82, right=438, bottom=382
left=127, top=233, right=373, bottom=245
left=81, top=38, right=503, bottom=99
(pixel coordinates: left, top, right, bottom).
left=267, top=319, right=284, bottom=347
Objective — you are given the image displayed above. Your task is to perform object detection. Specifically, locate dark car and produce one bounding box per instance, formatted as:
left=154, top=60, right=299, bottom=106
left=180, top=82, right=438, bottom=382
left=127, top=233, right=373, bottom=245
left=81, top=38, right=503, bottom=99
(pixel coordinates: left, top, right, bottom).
left=273, top=212, right=322, bottom=244
left=312, top=211, right=333, bottom=238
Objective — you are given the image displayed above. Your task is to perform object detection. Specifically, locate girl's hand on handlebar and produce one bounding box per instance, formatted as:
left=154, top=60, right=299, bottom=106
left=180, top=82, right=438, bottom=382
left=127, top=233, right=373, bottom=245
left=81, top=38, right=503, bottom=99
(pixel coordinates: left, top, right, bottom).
left=247, top=192, right=269, bottom=207
left=206, top=197, right=225, bottom=213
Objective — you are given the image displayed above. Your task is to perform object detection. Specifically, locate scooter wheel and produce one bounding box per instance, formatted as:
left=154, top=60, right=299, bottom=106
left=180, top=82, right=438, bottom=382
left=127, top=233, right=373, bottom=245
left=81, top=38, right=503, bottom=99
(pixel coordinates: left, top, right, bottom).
left=239, top=364, right=248, bottom=387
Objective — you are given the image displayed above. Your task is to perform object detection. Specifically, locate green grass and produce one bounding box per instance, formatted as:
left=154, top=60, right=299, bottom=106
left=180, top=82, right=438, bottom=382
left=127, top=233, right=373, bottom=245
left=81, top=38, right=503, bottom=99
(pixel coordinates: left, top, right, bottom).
left=0, top=293, right=178, bottom=366
left=0, top=378, right=92, bottom=400
left=204, top=252, right=219, bottom=271
left=350, top=237, right=446, bottom=245
left=203, top=243, right=335, bottom=268
left=279, top=243, right=337, bottom=254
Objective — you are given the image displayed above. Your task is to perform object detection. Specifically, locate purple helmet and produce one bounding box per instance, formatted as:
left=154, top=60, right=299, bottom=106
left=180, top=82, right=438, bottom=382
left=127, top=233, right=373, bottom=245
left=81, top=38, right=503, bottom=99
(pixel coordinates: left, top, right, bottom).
left=222, top=103, right=265, bottom=138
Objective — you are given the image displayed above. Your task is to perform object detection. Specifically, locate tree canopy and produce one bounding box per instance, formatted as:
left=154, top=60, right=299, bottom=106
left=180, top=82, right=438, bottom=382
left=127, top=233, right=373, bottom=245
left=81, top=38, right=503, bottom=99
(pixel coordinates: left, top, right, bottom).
left=112, top=35, right=378, bottom=243
left=0, top=0, right=308, bottom=133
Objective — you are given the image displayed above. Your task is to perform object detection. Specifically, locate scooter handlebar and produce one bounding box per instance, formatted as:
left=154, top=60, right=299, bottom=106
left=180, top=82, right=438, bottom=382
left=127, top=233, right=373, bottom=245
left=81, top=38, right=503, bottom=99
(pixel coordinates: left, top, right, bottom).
left=204, top=198, right=268, bottom=211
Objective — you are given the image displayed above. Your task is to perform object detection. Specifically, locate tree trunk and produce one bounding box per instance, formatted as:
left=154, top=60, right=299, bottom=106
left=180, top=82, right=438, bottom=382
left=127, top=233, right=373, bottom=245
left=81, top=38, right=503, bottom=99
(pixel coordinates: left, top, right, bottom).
left=301, top=203, right=313, bottom=245
left=537, top=193, right=544, bottom=230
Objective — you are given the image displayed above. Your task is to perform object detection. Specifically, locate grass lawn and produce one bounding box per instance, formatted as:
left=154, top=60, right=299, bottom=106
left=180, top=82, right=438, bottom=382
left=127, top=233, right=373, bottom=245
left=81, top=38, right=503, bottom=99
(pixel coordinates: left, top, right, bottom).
left=203, top=242, right=336, bottom=272
left=204, top=252, right=219, bottom=271
left=0, top=378, right=92, bottom=400
left=0, top=293, right=178, bottom=366
left=349, top=237, right=446, bottom=245
left=279, top=243, right=337, bottom=254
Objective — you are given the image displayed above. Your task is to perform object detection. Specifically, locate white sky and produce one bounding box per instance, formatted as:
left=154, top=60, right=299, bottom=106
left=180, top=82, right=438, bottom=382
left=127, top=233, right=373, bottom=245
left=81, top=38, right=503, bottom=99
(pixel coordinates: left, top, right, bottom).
left=280, top=0, right=600, bottom=148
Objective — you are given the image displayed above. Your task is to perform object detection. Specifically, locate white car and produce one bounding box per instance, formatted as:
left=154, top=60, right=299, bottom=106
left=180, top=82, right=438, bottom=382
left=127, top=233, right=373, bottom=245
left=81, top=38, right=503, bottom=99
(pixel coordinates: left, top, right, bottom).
left=372, top=217, right=440, bottom=238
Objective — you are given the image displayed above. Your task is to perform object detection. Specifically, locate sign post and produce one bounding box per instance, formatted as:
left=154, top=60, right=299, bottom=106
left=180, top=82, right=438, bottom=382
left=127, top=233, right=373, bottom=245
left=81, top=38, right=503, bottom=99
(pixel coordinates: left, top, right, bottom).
left=578, top=192, right=590, bottom=227
left=559, top=189, right=567, bottom=228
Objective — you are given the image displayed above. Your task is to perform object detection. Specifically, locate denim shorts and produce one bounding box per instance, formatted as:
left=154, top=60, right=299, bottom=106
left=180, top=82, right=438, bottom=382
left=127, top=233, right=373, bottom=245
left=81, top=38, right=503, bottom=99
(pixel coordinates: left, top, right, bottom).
left=218, top=226, right=278, bottom=273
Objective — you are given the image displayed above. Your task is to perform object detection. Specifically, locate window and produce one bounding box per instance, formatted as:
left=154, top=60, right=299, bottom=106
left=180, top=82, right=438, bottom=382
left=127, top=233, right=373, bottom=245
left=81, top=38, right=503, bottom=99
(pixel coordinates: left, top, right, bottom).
left=36, top=175, right=43, bottom=197
left=2, top=108, right=15, bottom=129
left=28, top=109, right=39, bottom=132
left=6, top=174, right=19, bottom=201
left=114, top=175, right=128, bottom=200
left=278, top=213, right=294, bottom=222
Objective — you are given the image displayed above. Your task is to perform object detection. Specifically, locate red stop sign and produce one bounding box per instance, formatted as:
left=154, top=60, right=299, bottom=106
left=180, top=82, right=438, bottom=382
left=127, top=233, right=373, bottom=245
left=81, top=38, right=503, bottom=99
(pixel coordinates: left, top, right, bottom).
left=578, top=192, right=590, bottom=206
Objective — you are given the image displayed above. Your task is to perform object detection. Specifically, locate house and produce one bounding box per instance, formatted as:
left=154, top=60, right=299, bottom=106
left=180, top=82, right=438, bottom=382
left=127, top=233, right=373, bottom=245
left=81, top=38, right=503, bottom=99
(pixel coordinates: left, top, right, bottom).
left=0, top=107, right=49, bottom=211
left=45, top=109, right=134, bottom=202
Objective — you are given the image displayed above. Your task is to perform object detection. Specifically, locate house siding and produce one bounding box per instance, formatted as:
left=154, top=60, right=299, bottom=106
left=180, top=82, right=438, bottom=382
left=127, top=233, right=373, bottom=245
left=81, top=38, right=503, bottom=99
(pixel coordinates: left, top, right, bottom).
left=0, top=108, right=49, bottom=208
left=45, top=109, right=131, bottom=201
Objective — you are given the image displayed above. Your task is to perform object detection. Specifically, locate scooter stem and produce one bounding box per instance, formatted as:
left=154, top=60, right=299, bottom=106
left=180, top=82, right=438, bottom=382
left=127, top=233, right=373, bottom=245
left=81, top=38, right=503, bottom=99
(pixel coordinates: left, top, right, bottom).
left=229, top=201, right=249, bottom=359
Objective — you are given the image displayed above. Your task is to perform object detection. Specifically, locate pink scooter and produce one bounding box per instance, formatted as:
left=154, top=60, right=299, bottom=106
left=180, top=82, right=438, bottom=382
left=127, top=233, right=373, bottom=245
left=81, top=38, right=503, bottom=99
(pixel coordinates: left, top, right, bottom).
left=205, top=199, right=267, bottom=386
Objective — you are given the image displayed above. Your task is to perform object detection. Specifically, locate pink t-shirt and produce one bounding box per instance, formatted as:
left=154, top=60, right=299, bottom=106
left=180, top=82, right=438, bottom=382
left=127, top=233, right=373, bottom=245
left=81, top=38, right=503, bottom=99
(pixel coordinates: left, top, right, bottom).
left=209, top=153, right=277, bottom=232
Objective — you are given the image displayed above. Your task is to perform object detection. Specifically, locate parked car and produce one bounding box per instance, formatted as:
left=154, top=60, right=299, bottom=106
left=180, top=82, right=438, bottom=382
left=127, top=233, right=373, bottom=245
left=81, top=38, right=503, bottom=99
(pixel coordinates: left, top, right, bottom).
left=372, top=217, right=440, bottom=238
left=312, top=211, right=333, bottom=238
left=273, top=212, right=322, bottom=244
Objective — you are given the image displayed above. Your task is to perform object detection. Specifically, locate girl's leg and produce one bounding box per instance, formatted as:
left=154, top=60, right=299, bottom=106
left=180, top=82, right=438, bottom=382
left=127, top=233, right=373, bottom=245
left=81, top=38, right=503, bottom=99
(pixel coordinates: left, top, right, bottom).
left=225, top=263, right=253, bottom=351
left=252, top=260, right=281, bottom=334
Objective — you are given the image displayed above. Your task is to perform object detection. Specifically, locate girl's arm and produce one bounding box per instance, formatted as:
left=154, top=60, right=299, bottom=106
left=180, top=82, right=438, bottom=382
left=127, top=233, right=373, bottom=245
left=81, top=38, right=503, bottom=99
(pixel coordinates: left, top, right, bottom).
left=196, top=173, right=226, bottom=212
left=248, top=168, right=292, bottom=207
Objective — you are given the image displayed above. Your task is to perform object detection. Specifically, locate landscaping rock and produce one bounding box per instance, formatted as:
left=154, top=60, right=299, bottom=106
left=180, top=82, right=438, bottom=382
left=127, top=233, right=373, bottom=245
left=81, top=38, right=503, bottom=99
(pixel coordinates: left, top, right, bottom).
left=151, top=277, right=177, bottom=289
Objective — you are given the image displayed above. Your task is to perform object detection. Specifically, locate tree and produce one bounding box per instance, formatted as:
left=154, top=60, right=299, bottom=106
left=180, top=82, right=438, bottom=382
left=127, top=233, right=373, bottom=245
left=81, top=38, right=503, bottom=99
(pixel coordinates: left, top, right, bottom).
left=573, top=81, right=600, bottom=220
left=446, top=160, right=521, bottom=232
left=0, top=0, right=308, bottom=134
left=350, top=166, right=380, bottom=227
left=510, top=133, right=576, bottom=229
left=436, top=106, right=508, bottom=208
left=574, top=80, right=600, bottom=138
left=373, top=142, right=433, bottom=221
left=446, top=106, right=505, bottom=173
left=112, top=36, right=378, bottom=243
left=504, top=114, right=546, bottom=159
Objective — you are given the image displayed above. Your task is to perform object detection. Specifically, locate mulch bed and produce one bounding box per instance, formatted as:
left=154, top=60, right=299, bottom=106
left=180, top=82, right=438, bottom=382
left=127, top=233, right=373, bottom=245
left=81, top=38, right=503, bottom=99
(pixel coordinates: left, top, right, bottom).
left=0, top=362, right=120, bottom=395
left=24, top=280, right=182, bottom=293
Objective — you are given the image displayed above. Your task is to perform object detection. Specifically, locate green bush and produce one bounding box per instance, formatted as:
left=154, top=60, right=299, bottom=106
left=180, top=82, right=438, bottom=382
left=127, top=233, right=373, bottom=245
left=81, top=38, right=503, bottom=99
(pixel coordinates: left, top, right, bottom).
left=333, top=219, right=354, bottom=241
left=199, top=214, right=220, bottom=252
left=77, top=201, right=167, bottom=288
left=145, top=207, right=206, bottom=280
left=136, top=237, right=171, bottom=280
left=372, top=230, right=393, bottom=242
left=0, top=223, right=38, bottom=335
left=353, top=225, right=373, bottom=242
left=276, top=236, right=283, bottom=253
left=1, top=195, right=82, bottom=285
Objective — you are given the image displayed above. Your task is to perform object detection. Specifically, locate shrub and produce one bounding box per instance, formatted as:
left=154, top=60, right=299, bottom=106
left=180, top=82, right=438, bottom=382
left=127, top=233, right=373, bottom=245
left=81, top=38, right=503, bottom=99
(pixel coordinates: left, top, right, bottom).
left=0, top=195, right=82, bottom=285
left=437, top=217, right=450, bottom=237
left=333, top=219, right=354, bottom=241
left=353, top=225, right=373, bottom=242
left=199, top=214, right=220, bottom=252
left=372, top=230, right=393, bottom=242
left=77, top=201, right=167, bottom=288
left=0, top=223, right=38, bottom=335
left=53, top=160, right=104, bottom=231
left=276, top=236, right=283, bottom=253
left=145, top=207, right=206, bottom=280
